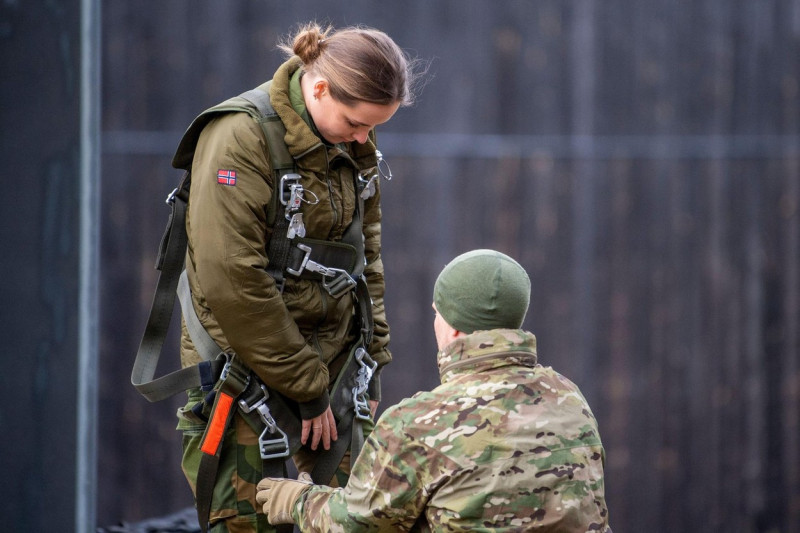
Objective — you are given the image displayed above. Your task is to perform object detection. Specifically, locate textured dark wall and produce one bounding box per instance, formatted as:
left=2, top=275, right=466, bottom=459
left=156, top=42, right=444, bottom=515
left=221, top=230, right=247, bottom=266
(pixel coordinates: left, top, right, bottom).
left=99, top=1, right=800, bottom=532
left=0, top=0, right=85, bottom=531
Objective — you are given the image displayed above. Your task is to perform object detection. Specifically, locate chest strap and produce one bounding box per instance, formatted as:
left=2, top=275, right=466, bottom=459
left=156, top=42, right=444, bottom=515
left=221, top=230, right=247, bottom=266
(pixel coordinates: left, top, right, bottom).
left=238, top=87, right=368, bottom=298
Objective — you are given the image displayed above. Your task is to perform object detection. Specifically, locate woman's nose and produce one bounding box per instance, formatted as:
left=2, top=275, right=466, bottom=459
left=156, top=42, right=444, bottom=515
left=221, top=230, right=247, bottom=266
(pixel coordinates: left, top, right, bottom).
left=352, top=128, right=370, bottom=144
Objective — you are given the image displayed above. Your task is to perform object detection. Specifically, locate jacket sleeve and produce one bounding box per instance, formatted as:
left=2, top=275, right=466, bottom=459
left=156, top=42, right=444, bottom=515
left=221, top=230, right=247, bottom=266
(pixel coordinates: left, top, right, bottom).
left=187, top=112, right=330, bottom=414
left=362, top=167, right=391, bottom=402
left=291, top=403, right=449, bottom=532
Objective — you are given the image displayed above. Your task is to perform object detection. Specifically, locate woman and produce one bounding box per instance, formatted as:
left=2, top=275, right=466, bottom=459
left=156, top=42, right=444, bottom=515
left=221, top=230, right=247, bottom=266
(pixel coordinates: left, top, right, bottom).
left=175, top=22, right=419, bottom=532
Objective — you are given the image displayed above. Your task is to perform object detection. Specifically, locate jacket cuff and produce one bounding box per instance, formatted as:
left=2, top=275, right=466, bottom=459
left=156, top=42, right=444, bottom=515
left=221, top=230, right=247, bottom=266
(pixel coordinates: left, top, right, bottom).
left=367, top=367, right=382, bottom=403
left=298, top=389, right=330, bottom=420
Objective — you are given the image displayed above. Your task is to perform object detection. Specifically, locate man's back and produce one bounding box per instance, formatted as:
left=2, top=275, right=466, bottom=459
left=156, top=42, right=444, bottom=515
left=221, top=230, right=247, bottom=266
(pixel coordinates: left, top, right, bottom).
left=381, top=329, right=609, bottom=532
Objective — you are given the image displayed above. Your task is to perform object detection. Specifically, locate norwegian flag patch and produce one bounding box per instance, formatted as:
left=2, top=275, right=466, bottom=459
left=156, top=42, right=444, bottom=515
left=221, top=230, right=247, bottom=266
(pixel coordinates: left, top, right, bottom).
left=217, top=169, right=237, bottom=186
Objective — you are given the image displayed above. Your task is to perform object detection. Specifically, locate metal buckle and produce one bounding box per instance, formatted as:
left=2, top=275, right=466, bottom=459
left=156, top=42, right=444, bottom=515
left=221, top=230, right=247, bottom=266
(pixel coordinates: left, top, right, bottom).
left=352, top=348, right=377, bottom=421
left=286, top=243, right=312, bottom=276
left=238, top=384, right=290, bottom=460
left=219, top=354, right=248, bottom=388
left=279, top=173, right=302, bottom=206
left=319, top=267, right=357, bottom=297
left=286, top=244, right=357, bottom=297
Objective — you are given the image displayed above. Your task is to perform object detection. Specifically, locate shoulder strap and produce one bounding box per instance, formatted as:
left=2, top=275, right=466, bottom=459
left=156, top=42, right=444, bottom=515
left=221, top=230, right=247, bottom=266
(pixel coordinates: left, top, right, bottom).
left=171, top=81, right=291, bottom=173
left=131, top=172, right=226, bottom=401
left=239, top=83, right=294, bottom=176
left=237, top=84, right=300, bottom=287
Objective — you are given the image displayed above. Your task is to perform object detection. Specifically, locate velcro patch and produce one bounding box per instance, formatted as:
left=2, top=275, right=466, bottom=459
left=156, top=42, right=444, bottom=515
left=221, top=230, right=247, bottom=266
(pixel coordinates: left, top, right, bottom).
left=217, top=169, right=237, bottom=186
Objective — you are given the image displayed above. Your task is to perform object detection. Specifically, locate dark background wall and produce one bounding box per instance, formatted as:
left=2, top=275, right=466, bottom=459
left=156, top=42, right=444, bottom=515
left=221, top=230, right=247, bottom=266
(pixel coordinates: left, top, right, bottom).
left=1, top=0, right=100, bottom=531
left=2, top=1, right=798, bottom=532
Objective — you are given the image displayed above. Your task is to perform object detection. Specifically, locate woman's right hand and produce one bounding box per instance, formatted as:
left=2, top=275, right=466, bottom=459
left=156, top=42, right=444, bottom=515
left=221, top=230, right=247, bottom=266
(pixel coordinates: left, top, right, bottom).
left=301, top=405, right=338, bottom=451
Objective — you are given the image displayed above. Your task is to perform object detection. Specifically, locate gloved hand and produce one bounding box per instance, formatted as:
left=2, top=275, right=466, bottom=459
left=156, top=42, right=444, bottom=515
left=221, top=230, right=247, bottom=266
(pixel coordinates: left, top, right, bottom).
left=256, top=472, right=314, bottom=525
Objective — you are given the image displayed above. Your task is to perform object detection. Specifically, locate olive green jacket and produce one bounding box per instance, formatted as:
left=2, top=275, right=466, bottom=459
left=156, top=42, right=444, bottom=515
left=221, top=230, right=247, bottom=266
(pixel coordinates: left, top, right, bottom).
left=179, top=57, right=391, bottom=418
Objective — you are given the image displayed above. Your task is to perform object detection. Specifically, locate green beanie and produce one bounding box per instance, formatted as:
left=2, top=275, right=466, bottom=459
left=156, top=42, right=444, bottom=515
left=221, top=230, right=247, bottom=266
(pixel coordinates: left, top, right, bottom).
left=433, top=249, right=531, bottom=334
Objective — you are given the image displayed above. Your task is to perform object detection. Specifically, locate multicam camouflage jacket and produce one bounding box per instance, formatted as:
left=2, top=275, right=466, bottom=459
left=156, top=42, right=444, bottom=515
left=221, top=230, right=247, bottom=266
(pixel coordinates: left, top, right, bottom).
left=292, top=329, right=611, bottom=532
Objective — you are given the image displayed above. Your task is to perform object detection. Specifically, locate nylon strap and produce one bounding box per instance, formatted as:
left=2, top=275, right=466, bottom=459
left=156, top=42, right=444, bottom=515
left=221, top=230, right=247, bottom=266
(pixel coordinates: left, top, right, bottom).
left=130, top=172, right=227, bottom=401
left=177, top=270, right=226, bottom=362
left=238, top=86, right=297, bottom=290
left=310, top=340, right=373, bottom=483
left=195, top=358, right=250, bottom=533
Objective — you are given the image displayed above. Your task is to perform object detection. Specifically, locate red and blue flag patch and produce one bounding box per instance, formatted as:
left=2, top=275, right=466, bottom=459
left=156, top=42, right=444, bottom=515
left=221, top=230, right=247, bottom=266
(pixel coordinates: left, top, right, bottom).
left=217, top=169, right=237, bottom=186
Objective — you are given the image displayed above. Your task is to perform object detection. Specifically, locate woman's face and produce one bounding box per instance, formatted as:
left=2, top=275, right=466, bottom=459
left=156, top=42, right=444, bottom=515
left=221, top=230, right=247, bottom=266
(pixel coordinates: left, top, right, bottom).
left=305, top=78, right=400, bottom=145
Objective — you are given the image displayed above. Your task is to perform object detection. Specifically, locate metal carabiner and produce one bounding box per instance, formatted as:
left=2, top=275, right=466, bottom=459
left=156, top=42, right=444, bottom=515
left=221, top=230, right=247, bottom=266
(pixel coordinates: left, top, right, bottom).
left=351, top=348, right=377, bottom=421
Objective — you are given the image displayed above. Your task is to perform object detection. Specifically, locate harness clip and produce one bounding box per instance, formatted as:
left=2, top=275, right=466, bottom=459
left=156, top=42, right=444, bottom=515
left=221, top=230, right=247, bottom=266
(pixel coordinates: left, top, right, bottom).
left=286, top=244, right=357, bottom=297
left=279, top=174, right=303, bottom=206
left=352, top=348, right=377, bottom=421
left=238, top=384, right=291, bottom=460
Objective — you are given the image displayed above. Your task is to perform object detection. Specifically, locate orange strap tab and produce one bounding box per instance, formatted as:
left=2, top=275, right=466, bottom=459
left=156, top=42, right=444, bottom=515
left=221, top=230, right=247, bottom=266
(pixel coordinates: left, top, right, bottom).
left=201, top=392, right=234, bottom=455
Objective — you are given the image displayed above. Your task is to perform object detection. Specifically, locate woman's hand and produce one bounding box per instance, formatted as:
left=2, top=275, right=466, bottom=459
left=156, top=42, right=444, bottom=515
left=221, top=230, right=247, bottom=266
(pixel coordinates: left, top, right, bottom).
left=301, top=405, right=337, bottom=451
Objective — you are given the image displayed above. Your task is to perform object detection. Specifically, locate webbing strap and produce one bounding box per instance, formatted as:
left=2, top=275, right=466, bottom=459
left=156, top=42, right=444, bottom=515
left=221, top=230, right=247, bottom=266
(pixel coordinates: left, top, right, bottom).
left=239, top=85, right=298, bottom=291
left=310, top=410, right=356, bottom=485
left=266, top=215, right=294, bottom=290
left=178, top=270, right=225, bottom=362
left=239, top=85, right=294, bottom=174
left=355, top=277, right=374, bottom=348
left=196, top=358, right=250, bottom=533
left=310, top=340, right=372, bottom=483
left=130, top=173, right=226, bottom=402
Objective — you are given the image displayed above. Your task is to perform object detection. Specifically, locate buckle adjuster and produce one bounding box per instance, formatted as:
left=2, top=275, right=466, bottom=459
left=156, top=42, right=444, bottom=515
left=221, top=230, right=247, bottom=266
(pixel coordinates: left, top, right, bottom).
left=238, top=384, right=290, bottom=460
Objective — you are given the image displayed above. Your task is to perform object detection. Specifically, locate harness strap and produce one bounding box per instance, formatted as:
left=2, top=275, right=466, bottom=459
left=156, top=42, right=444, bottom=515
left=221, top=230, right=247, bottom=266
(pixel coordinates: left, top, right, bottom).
left=355, top=277, right=374, bottom=348
left=195, top=357, right=251, bottom=533
left=177, top=270, right=226, bottom=362
left=130, top=173, right=230, bottom=401
left=311, top=343, right=376, bottom=482
left=239, top=85, right=298, bottom=292
left=179, top=271, right=369, bottom=493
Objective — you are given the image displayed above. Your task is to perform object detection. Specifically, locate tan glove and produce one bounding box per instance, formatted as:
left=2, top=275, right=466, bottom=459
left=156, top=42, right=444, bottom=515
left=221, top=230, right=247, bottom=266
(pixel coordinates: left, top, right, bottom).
left=256, top=472, right=314, bottom=525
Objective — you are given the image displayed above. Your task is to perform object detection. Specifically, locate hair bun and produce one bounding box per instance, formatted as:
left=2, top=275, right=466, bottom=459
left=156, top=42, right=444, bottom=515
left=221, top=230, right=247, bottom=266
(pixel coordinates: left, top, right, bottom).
left=290, top=24, right=329, bottom=63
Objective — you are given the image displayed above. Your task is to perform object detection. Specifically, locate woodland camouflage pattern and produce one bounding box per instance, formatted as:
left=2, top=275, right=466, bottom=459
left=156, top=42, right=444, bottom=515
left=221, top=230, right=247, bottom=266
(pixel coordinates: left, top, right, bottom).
left=291, top=329, right=610, bottom=532
left=178, top=391, right=270, bottom=532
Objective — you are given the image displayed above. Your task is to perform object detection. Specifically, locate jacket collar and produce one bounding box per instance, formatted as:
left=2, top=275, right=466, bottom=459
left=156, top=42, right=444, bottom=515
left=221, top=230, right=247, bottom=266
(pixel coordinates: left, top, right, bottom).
left=437, top=329, right=538, bottom=384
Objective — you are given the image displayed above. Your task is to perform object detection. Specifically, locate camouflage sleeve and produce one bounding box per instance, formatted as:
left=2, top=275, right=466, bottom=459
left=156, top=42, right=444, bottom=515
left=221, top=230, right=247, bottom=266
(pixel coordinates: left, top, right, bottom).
left=292, top=403, right=456, bottom=531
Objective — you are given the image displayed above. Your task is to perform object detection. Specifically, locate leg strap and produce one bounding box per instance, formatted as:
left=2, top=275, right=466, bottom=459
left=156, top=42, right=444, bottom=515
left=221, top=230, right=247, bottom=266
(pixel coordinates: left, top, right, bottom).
left=195, top=357, right=250, bottom=533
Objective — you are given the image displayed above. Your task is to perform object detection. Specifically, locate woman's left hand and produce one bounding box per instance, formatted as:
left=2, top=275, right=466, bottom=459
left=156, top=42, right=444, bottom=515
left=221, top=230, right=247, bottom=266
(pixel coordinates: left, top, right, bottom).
left=301, top=406, right=338, bottom=451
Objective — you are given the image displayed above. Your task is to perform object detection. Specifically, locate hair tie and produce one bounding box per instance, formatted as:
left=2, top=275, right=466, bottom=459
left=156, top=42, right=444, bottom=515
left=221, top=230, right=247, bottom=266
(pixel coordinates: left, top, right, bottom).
left=318, top=38, right=325, bottom=45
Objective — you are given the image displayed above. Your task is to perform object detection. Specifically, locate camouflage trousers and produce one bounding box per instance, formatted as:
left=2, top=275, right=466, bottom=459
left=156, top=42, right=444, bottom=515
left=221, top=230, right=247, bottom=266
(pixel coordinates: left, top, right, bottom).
left=177, top=388, right=370, bottom=533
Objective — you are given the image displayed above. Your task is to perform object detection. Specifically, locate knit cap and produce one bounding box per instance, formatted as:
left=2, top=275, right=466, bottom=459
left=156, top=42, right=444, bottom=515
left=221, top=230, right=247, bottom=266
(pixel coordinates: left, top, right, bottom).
left=433, top=249, right=531, bottom=334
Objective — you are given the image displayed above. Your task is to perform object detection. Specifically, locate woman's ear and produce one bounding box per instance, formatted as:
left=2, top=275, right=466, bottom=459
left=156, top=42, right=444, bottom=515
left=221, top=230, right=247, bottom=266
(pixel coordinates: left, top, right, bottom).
left=313, top=80, right=329, bottom=99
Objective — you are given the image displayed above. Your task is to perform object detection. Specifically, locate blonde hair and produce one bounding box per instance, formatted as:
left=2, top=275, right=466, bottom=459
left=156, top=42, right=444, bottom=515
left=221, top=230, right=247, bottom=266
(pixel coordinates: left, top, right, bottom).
left=279, top=22, right=420, bottom=107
